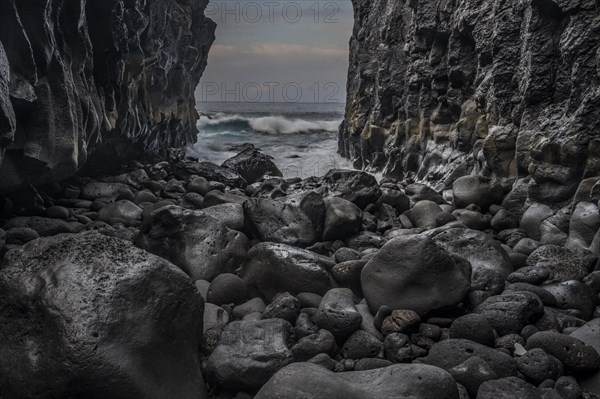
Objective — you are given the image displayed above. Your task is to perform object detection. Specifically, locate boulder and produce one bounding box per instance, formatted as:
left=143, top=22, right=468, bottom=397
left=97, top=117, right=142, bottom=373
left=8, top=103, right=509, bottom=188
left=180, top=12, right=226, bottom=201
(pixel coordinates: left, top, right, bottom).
left=201, top=203, right=245, bottom=231
left=97, top=200, right=143, bottom=227
left=361, top=234, right=471, bottom=315
left=206, top=319, right=294, bottom=391
left=315, top=288, right=362, bottom=340
left=173, top=161, right=248, bottom=189
left=206, top=273, right=248, bottom=306
left=475, top=291, right=544, bottom=336
left=3, top=216, right=80, bottom=237
left=136, top=205, right=248, bottom=281
left=323, top=197, right=363, bottom=241
left=567, top=201, right=600, bottom=249
left=476, top=377, right=542, bottom=399
left=244, top=197, right=318, bottom=247
left=254, top=363, right=459, bottom=399
left=452, top=176, right=503, bottom=211
left=291, top=329, right=337, bottom=361
left=240, top=242, right=334, bottom=300
left=407, top=200, right=443, bottom=229
left=320, top=169, right=381, bottom=208
left=0, top=232, right=206, bottom=399
left=81, top=182, right=135, bottom=201
left=516, top=348, right=563, bottom=384
left=525, top=245, right=589, bottom=283
left=222, top=147, right=283, bottom=184
left=520, top=203, right=554, bottom=241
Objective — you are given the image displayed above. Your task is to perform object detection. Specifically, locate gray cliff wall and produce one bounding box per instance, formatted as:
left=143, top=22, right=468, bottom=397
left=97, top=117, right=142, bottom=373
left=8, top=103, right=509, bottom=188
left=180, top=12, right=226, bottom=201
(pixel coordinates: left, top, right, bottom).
left=340, top=0, right=600, bottom=203
left=0, top=0, right=215, bottom=191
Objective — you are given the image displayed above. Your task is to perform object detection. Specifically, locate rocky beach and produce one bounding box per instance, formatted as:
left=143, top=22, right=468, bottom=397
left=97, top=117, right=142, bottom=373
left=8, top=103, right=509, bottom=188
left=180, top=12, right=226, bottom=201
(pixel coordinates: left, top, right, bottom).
left=0, top=1, right=600, bottom=399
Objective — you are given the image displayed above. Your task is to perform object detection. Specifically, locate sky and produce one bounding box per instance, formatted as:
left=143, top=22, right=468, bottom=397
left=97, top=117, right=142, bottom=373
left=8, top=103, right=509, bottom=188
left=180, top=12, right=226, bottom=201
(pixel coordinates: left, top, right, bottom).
left=198, top=0, right=355, bottom=103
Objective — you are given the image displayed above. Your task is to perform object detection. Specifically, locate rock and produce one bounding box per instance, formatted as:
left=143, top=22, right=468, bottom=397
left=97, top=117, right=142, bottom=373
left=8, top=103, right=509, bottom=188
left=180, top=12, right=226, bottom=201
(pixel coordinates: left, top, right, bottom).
left=297, top=293, right=323, bottom=309
left=187, top=177, right=211, bottom=196
left=433, top=228, right=513, bottom=288
left=174, top=161, right=248, bottom=189
left=5, top=227, right=40, bottom=245
left=97, top=200, right=142, bottom=227
left=408, top=200, right=443, bottom=229
left=567, top=320, right=600, bottom=395
left=476, top=290, right=544, bottom=335
left=320, top=170, right=381, bottom=208
left=315, top=288, right=362, bottom=340
left=291, top=329, right=337, bottom=361
left=342, top=330, right=383, bottom=359
left=244, top=197, right=318, bottom=247
left=3, top=216, right=80, bottom=237
left=323, top=197, right=363, bottom=241
left=542, top=280, right=597, bottom=320
left=334, top=247, right=361, bottom=263
left=383, top=333, right=414, bottom=363
left=232, top=298, right=266, bottom=320
left=404, top=184, right=445, bottom=204
left=452, top=176, right=503, bottom=211
left=525, top=245, right=590, bottom=283
left=452, top=209, right=489, bottom=230
left=45, top=206, right=70, bottom=220
left=207, top=274, right=248, bottom=305
left=567, top=201, right=600, bottom=248
left=202, top=203, right=245, bottom=231
left=81, top=182, right=135, bottom=202
left=203, top=190, right=247, bottom=207
left=520, top=203, right=554, bottom=241
left=136, top=205, right=248, bottom=281
left=180, top=192, right=204, bottom=209
left=0, top=232, right=206, bottom=399
left=448, top=357, right=498, bottom=398
left=491, top=209, right=520, bottom=231
left=513, top=238, right=542, bottom=256
left=362, top=234, right=471, bottom=315
left=381, top=309, right=421, bottom=336
left=240, top=243, right=334, bottom=300
left=476, top=377, right=542, bottom=399
left=356, top=303, right=384, bottom=340
left=134, top=190, right=158, bottom=205
left=263, top=292, right=301, bottom=323
left=332, top=259, right=367, bottom=296
left=420, top=339, right=517, bottom=378
left=254, top=363, right=459, bottom=399
left=206, top=319, right=294, bottom=391
left=204, top=303, right=229, bottom=332
left=554, top=376, right=582, bottom=399
left=294, top=312, right=320, bottom=339
left=222, top=147, right=283, bottom=184
left=450, top=314, right=496, bottom=347
left=526, top=331, right=600, bottom=376
left=354, top=358, right=394, bottom=371
left=376, top=188, right=410, bottom=213
left=516, top=348, right=564, bottom=384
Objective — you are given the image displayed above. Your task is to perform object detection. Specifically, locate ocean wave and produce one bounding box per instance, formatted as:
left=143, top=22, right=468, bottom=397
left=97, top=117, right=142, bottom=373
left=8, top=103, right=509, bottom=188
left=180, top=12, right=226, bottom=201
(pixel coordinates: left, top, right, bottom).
left=198, top=114, right=341, bottom=134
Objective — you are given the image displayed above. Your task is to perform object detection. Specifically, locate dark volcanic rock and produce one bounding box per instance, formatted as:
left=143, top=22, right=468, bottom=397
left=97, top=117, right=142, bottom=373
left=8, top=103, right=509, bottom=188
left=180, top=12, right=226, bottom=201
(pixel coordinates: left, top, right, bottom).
left=173, top=161, right=248, bottom=189
left=315, top=288, right=363, bottom=340
left=339, top=0, right=600, bottom=201
left=240, top=242, right=334, bottom=300
left=361, top=234, right=471, bottom=315
left=323, top=197, right=363, bottom=241
left=255, top=363, right=460, bottom=399
left=206, top=319, right=294, bottom=391
left=136, top=205, right=248, bottom=281
left=320, top=169, right=381, bottom=208
left=474, top=291, right=544, bottom=336
left=0, top=232, right=207, bottom=399
left=222, top=146, right=283, bottom=184
left=476, top=377, right=542, bottom=399
left=0, top=0, right=216, bottom=190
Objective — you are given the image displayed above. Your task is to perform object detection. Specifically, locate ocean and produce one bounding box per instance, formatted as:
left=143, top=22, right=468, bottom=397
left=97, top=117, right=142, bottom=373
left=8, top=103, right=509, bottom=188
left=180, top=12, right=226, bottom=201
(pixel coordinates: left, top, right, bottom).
left=187, top=101, right=353, bottom=180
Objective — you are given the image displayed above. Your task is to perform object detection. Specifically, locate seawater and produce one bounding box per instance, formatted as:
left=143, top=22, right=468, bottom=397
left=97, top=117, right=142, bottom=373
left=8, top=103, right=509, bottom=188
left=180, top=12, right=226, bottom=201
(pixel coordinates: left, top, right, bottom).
left=188, top=101, right=353, bottom=179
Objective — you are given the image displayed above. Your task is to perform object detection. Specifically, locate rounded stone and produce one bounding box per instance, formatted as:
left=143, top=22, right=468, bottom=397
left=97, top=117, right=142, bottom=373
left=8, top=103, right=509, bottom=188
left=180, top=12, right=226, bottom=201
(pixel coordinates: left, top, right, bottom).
left=207, top=273, right=248, bottom=306
left=450, top=314, right=496, bottom=347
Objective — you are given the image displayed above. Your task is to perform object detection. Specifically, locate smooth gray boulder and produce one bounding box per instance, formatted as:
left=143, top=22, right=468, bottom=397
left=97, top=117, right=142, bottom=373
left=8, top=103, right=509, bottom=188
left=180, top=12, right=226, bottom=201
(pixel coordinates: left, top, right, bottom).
left=323, top=197, right=363, bottom=241
left=315, top=288, right=362, bottom=340
left=97, top=200, right=143, bottom=227
left=136, top=205, right=248, bottom=281
left=0, top=232, right=207, bottom=399
left=206, top=319, right=294, bottom=391
left=254, top=362, right=460, bottom=399
left=240, top=242, right=334, bottom=300
left=452, top=176, right=503, bottom=211
left=361, top=234, right=471, bottom=315
left=474, top=291, right=544, bottom=336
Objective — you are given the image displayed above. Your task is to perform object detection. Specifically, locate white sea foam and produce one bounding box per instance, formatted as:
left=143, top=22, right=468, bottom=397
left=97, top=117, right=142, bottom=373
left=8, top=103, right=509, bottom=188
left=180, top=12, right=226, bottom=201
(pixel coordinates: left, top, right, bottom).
left=198, top=113, right=341, bottom=134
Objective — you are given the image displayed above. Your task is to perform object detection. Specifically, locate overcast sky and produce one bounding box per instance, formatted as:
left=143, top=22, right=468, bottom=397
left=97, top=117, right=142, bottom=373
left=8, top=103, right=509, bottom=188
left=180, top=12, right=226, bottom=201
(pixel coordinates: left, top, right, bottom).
left=198, top=1, right=354, bottom=103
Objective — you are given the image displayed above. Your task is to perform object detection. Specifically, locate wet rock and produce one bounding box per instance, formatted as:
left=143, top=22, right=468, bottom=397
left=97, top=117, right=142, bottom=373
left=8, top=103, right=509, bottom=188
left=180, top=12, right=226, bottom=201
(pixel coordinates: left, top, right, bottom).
left=3, top=216, right=80, bottom=237
left=45, top=206, right=70, bottom=220
left=516, top=348, right=563, bottom=384
left=567, top=201, right=600, bottom=248
left=362, top=234, right=471, bottom=315
left=81, top=182, right=135, bottom=202
left=332, top=259, right=366, bottom=296
left=291, top=329, right=336, bottom=361
left=187, top=177, right=211, bottom=196
left=475, top=291, right=544, bottom=336
left=526, top=331, right=600, bottom=376
left=97, top=200, right=142, bottom=227
left=323, top=197, right=363, bottom=241
left=136, top=205, right=248, bottom=281
left=254, top=363, right=459, bottom=399
left=452, top=176, right=503, bottom=211
left=320, top=170, right=381, bottom=208
left=525, top=245, right=589, bottom=283
left=244, top=197, right=318, bottom=247
left=554, top=376, right=582, bottom=399
left=203, top=190, right=247, bottom=207
left=448, top=357, right=498, bottom=398
left=240, top=242, right=334, bottom=300
left=491, top=209, right=520, bottom=231
left=407, top=200, right=443, bottom=229
left=201, top=203, right=245, bottom=231
left=420, top=339, right=517, bottom=378
left=334, top=247, right=361, bottom=263
left=206, top=319, right=294, bottom=391
left=0, top=232, right=206, bottom=399
left=263, top=292, right=301, bottom=323
left=354, top=358, right=394, bottom=371
left=376, top=188, right=410, bottom=213
left=520, top=203, right=554, bottom=241
left=342, top=330, right=383, bottom=359
left=315, top=288, right=362, bottom=340
left=450, top=314, right=496, bottom=347
left=383, top=333, right=414, bottom=363
left=381, top=309, right=421, bottom=336
left=452, top=209, right=489, bottom=230
left=174, top=161, right=248, bottom=189
left=204, top=303, right=229, bottom=332
left=297, top=293, right=323, bottom=309
left=542, top=280, right=597, bottom=320
left=477, top=377, right=542, bottom=399
left=232, top=298, right=266, bottom=320
left=207, top=274, right=248, bottom=306
left=5, top=227, right=40, bottom=245
left=222, top=147, right=283, bottom=184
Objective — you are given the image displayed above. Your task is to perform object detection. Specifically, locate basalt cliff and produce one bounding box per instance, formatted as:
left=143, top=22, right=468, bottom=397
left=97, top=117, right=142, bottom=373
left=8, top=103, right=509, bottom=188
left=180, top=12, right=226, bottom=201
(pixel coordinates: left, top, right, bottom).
left=340, top=0, right=600, bottom=203
left=0, top=0, right=215, bottom=191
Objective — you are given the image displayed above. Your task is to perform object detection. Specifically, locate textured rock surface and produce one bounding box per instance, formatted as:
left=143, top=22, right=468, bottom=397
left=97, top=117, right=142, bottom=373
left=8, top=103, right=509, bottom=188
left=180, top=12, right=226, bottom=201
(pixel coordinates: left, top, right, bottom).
left=340, top=0, right=600, bottom=199
left=0, top=0, right=215, bottom=190
left=0, top=232, right=206, bottom=399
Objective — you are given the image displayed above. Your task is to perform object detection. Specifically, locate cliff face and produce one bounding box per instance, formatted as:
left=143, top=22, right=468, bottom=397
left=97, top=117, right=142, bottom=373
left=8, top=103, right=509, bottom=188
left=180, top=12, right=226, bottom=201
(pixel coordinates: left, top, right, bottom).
left=0, top=0, right=215, bottom=191
left=340, top=0, right=600, bottom=203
